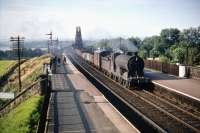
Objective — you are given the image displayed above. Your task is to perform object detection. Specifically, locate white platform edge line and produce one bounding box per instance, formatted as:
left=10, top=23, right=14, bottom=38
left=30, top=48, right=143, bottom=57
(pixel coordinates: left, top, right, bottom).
left=152, top=81, right=200, bottom=102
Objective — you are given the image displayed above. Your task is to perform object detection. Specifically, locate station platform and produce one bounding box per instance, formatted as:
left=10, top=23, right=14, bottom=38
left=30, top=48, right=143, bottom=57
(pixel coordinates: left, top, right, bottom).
left=46, top=56, right=139, bottom=133
left=144, top=69, right=200, bottom=102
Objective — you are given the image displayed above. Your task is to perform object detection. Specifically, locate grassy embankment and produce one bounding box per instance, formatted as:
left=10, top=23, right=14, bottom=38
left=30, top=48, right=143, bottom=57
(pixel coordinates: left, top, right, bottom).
left=0, top=60, right=17, bottom=106
left=1, top=54, right=50, bottom=93
left=0, top=96, right=43, bottom=133
left=0, top=60, right=17, bottom=77
left=0, top=55, right=50, bottom=133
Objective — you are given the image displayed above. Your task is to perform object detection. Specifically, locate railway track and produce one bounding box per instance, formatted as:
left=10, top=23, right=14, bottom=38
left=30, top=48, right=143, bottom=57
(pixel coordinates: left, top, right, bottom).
left=68, top=52, right=200, bottom=133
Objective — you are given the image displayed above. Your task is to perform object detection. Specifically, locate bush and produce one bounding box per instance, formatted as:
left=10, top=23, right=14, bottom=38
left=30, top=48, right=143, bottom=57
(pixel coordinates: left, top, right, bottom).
left=159, top=56, right=170, bottom=63
left=172, top=47, right=185, bottom=64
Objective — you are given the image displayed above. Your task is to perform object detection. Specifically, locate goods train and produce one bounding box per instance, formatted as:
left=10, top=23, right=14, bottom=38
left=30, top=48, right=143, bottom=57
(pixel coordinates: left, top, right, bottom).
left=64, top=48, right=149, bottom=88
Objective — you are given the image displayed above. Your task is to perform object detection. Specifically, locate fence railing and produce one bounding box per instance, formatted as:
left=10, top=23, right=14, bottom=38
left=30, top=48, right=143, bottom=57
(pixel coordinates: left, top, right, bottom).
left=144, top=60, right=179, bottom=76
left=0, top=78, right=46, bottom=116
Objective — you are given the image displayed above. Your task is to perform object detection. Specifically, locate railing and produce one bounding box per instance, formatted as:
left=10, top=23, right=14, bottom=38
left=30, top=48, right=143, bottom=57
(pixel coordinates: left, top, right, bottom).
left=0, top=79, right=45, bottom=116
left=144, top=60, right=179, bottom=76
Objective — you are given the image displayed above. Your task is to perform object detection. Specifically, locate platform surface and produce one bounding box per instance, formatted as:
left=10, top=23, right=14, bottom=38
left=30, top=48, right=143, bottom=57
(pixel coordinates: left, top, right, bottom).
left=46, top=56, right=139, bottom=133
left=144, top=69, right=200, bottom=101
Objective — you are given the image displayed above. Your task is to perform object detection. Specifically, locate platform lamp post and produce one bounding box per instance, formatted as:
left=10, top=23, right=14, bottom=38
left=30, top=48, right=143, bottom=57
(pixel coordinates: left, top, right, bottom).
left=10, top=36, right=25, bottom=92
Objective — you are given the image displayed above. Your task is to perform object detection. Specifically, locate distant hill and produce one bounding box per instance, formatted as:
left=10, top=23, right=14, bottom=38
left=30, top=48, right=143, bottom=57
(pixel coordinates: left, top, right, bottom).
left=0, top=40, right=74, bottom=51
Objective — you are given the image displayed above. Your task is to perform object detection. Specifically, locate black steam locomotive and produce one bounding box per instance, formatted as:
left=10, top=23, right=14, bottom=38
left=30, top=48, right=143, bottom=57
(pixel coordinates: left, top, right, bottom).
left=72, top=48, right=149, bottom=88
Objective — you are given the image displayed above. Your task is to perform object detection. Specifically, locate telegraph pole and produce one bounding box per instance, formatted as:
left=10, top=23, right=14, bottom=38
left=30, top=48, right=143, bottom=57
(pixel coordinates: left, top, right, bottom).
left=55, top=37, right=59, bottom=52
left=119, top=37, right=122, bottom=51
left=46, top=32, right=53, bottom=53
left=10, top=36, right=25, bottom=92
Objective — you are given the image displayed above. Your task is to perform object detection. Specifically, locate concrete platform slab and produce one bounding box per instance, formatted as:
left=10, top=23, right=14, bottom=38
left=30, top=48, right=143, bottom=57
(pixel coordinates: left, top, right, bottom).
left=68, top=74, right=102, bottom=96
left=145, top=69, right=200, bottom=101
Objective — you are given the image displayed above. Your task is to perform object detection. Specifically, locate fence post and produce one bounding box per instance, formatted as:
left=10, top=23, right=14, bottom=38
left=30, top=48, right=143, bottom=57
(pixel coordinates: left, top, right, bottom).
left=40, top=74, right=48, bottom=95
left=37, top=74, right=51, bottom=133
left=161, top=62, right=163, bottom=72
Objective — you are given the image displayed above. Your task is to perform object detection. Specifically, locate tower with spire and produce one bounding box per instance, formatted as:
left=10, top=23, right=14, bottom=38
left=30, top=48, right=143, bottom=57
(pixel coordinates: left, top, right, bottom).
left=75, top=26, right=83, bottom=49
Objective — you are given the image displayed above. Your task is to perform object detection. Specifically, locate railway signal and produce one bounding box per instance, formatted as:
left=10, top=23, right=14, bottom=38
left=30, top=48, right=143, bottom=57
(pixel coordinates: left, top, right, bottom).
left=51, top=37, right=59, bottom=55
left=46, top=32, right=53, bottom=53
left=10, top=35, right=25, bottom=92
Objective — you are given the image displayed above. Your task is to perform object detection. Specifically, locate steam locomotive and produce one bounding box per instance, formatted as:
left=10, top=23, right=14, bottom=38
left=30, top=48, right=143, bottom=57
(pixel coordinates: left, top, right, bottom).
left=70, top=48, right=149, bottom=88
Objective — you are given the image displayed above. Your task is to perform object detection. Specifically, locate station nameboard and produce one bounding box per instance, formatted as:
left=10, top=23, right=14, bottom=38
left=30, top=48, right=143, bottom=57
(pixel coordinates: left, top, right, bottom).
left=0, top=92, right=15, bottom=99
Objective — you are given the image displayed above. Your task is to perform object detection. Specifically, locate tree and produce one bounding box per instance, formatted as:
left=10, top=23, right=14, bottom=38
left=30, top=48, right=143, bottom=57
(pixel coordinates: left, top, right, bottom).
left=150, top=48, right=160, bottom=58
left=181, top=27, right=200, bottom=64
left=160, top=28, right=180, bottom=48
left=172, top=47, right=185, bottom=64
left=140, top=37, right=154, bottom=57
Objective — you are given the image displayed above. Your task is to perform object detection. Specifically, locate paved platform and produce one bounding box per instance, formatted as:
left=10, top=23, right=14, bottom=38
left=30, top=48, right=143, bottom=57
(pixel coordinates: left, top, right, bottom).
left=46, top=56, right=139, bottom=133
left=144, top=69, right=200, bottom=102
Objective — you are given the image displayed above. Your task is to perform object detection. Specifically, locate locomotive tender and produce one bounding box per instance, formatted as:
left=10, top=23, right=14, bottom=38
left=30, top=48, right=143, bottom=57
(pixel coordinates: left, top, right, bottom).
left=72, top=48, right=149, bottom=88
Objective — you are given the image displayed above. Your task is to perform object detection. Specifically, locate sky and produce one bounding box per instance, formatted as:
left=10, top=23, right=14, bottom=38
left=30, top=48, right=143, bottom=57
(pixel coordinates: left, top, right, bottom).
left=0, top=0, right=200, bottom=41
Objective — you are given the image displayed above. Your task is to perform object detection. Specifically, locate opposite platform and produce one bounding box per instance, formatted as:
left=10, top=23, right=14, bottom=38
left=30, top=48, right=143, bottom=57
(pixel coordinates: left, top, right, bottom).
left=144, top=69, right=200, bottom=102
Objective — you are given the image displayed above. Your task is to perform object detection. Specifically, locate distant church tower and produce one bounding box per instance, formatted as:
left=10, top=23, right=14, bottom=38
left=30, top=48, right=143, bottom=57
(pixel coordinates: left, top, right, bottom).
left=75, top=26, right=83, bottom=49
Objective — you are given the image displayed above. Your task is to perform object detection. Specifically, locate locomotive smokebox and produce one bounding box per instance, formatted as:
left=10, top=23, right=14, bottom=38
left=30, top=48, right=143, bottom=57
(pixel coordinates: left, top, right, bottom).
left=115, top=54, right=144, bottom=77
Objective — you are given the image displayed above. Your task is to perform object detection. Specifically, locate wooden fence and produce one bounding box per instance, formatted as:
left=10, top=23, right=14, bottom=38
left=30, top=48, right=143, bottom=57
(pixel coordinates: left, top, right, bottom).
left=144, top=60, right=179, bottom=76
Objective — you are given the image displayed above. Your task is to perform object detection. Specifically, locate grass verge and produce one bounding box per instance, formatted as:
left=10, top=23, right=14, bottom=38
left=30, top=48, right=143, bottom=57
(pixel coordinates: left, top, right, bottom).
left=0, top=96, right=43, bottom=133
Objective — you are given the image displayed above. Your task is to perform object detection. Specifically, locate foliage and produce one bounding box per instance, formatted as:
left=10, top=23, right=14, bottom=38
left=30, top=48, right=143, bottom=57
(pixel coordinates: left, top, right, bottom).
left=172, top=47, right=185, bottom=64
left=0, top=96, right=43, bottom=133
left=138, top=50, right=148, bottom=59
left=0, top=48, right=45, bottom=60
left=159, top=55, right=170, bottom=63
left=160, top=28, right=180, bottom=48
left=137, top=26, right=200, bottom=65
left=150, top=48, right=160, bottom=58
left=140, top=37, right=154, bottom=57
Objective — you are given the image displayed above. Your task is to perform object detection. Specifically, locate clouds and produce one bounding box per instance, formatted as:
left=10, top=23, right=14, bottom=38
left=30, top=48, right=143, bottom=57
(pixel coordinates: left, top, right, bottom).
left=0, top=0, right=200, bottom=41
